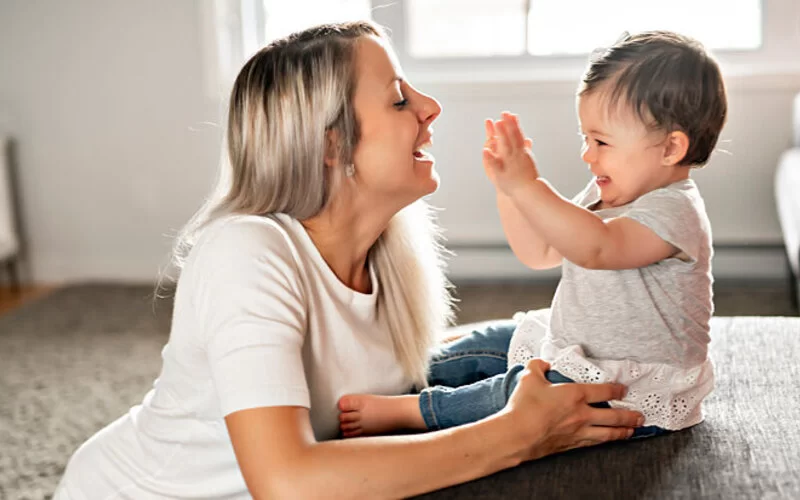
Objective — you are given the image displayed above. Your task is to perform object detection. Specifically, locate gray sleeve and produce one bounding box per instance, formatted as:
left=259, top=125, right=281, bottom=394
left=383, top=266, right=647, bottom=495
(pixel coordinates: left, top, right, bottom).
left=571, top=180, right=597, bottom=207
left=620, top=189, right=705, bottom=262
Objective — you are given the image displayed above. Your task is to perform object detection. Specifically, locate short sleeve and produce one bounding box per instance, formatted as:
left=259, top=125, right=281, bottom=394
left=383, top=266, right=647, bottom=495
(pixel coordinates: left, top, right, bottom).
left=190, top=217, right=310, bottom=416
left=571, top=180, right=597, bottom=207
left=621, top=187, right=706, bottom=263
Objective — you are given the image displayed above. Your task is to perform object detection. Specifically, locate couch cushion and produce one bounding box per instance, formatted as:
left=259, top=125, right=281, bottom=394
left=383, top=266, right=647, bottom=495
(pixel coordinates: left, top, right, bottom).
left=776, top=149, right=800, bottom=276
left=794, top=93, right=800, bottom=147
left=417, top=316, right=800, bottom=500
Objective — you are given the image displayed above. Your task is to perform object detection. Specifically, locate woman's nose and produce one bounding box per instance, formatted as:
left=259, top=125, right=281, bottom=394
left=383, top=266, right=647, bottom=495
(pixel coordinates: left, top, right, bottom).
left=417, top=92, right=442, bottom=124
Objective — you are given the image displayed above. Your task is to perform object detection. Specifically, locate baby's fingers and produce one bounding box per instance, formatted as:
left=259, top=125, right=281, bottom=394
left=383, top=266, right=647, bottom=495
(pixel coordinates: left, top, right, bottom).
left=500, top=113, right=526, bottom=149
left=484, top=119, right=495, bottom=140
left=482, top=148, right=502, bottom=173
left=495, top=120, right=513, bottom=157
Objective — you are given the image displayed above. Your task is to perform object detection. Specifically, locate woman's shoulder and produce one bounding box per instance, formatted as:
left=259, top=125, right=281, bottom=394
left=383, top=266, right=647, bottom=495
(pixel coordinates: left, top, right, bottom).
left=199, top=213, right=295, bottom=250
left=187, top=214, right=305, bottom=276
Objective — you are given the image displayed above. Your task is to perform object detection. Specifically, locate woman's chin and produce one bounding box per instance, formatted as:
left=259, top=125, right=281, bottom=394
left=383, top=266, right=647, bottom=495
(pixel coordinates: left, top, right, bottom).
left=420, top=169, right=440, bottom=196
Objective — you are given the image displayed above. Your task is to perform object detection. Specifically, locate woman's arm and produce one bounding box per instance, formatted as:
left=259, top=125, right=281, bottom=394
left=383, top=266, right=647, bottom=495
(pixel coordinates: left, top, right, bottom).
left=227, top=360, right=642, bottom=499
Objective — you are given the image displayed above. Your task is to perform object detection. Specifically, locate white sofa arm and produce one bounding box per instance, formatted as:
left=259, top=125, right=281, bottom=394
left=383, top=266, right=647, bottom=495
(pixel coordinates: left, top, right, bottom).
left=0, top=135, right=19, bottom=261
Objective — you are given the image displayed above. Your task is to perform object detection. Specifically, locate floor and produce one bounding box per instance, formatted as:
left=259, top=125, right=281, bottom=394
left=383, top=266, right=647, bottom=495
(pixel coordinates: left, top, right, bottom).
left=0, top=285, right=55, bottom=316
left=1, top=279, right=796, bottom=323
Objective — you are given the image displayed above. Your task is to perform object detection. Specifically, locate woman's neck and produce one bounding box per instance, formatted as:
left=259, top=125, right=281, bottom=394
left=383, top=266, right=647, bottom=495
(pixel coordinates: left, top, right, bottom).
left=301, top=209, right=387, bottom=294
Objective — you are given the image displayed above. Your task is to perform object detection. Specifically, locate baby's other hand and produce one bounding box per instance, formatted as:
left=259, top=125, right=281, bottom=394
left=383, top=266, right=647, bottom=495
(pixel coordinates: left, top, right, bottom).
left=482, top=119, right=501, bottom=185
left=482, top=112, right=539, bottom=197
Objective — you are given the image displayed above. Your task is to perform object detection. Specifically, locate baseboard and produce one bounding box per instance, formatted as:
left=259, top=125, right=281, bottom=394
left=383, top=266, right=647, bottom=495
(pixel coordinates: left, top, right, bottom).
left=445, top=243, right=789, bottom=281
left=19, top=244, right=790, bottom=284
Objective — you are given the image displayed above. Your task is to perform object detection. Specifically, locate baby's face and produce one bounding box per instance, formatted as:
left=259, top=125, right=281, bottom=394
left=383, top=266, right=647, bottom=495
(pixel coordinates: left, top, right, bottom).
left=576, top=92, right=673, bottom=208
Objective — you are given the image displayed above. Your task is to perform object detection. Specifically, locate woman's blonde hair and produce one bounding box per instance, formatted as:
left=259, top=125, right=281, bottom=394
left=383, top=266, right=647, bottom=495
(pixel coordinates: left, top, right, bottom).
left=164, top=21, right=454, bottom=387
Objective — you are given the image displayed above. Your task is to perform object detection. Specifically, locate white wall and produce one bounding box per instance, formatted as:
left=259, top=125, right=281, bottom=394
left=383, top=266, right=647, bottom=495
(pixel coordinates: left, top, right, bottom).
left=0, top=0, right=797, bottom=284
left=0, top=0, right=222, bottom=283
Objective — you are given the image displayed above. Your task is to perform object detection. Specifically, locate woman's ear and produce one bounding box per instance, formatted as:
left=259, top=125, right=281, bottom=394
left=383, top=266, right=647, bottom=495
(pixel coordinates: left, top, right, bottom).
left=324, top=129, right=341, bottom=168
left=663, top=130, right=690, bottom=166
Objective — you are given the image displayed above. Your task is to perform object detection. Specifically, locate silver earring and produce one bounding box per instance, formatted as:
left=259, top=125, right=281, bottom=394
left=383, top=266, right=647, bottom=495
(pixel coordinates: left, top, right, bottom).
left=344, top=164, right=355, bottom=177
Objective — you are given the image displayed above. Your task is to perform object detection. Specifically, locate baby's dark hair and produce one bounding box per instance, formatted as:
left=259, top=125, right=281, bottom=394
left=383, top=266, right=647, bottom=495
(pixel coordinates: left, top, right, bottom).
left=579, top=31, right=727, bottom=166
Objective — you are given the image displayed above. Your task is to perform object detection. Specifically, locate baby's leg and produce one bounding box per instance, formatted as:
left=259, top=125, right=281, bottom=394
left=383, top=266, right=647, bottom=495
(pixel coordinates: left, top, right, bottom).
left=419, top=364, right=525, bottom=430
left=338, top=320, right=516, bottom=437
left=427, top=319, right=516, bottom=387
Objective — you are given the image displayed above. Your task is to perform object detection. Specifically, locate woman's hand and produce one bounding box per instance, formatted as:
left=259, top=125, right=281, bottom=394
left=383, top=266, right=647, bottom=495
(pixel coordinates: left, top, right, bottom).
left=501, top=359, right=643, bottom=462
left=482, top=112, right=540, bottom=197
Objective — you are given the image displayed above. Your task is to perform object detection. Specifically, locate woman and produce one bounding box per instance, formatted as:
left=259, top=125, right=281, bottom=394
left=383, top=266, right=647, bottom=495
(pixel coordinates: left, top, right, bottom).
left=55, top=21, right=642, bottom=499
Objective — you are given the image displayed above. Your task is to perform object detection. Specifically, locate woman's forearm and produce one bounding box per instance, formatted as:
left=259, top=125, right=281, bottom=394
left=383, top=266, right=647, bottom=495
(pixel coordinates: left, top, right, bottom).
left=510, top=179, right=610, bottom=267
left=234, top=365, right=641, bottom=499
left=272, top=414, right=523, bottom=499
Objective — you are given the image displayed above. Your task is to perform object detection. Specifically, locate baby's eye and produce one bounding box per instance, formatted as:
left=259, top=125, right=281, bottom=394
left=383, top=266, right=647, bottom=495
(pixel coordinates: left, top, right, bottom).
left=596, top=139, right=608, bottom=147
left=393, top=98, right=408, bottom=109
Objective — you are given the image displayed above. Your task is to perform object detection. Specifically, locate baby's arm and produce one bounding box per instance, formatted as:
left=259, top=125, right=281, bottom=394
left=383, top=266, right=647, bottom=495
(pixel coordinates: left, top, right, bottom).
left=497, top=193, right=562, bottom=270
left=485, top=113, right=677, bottom=270
left=484, top=119, right=562, bottom=269
left=514, top=185, right=678, bottom=270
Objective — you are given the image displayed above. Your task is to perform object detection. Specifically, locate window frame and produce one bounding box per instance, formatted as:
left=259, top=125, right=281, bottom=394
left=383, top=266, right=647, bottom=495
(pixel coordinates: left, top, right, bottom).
left=373, top=0, right=800, bottom=84
left=201, top=0, right=800, bottom=99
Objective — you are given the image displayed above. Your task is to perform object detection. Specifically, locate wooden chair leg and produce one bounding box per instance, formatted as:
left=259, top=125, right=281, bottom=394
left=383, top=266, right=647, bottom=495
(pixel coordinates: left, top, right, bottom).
left=6, top=257, right=20, bottom=295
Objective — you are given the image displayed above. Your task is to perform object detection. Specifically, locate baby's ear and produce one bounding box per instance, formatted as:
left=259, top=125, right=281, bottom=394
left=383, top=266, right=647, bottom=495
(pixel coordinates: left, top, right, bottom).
left=663, top=130, right=690, bottom=166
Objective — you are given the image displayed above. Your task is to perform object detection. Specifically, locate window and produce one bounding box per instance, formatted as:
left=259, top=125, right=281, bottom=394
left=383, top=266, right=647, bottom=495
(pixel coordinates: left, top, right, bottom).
left=406, top=0, right=762, bottom=59
left=259, top=0, right=372, bottom=46
left=202, top=0, right=372, bottom=95
left=203, top=0, right=795, bottom=94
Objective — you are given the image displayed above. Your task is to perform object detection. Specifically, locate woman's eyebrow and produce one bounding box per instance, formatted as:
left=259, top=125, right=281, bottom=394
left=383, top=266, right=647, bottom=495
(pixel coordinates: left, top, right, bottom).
left=386, top=76, right=403, bottom=88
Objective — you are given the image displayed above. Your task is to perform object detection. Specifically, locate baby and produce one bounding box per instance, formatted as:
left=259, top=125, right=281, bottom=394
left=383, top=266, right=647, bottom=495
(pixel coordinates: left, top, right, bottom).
left=338, top=31, right=727, bottom=439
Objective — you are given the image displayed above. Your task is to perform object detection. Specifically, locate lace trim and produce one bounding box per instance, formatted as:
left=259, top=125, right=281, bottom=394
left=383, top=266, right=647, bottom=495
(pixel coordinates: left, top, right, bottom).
left=508, top=312, right=715, bottom=431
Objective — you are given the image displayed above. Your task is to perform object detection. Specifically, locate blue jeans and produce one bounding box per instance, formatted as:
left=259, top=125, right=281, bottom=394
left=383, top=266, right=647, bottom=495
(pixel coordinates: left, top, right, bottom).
left=419, top=320, right=668, bottom=438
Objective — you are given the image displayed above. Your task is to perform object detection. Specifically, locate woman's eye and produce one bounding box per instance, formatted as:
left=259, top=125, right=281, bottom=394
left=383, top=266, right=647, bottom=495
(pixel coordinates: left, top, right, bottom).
left=393, top=98, right=408, bottom=109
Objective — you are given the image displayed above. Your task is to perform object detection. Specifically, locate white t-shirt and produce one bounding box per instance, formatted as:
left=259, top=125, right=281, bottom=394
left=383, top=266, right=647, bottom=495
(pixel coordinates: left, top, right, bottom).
left=55, top=214, right=411, bottom=499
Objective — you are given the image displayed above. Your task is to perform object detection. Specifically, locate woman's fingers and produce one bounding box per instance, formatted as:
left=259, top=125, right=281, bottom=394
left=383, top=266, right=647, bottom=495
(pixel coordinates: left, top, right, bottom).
left=524, top=358, right=551, bottom=377
left=577, top=382, right=628, bottom=404
left=585, top=406, right=643, bottom=428
left=573, top=426, right=634, bottom=448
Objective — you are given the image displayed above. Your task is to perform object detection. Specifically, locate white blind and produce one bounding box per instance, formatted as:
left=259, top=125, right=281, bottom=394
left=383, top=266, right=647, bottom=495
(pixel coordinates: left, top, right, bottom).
left=407, top=0, right=762, bottom=58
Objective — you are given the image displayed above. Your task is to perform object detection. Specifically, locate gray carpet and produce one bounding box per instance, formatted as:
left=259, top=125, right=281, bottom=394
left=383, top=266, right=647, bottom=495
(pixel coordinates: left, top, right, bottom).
left=0, top=285, right=171, bottom=500
left=0, top=282, right=796, bottom=499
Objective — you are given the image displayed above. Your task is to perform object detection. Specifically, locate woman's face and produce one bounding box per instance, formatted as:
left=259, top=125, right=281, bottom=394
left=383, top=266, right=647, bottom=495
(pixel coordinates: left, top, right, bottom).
left=349, top=36, right=442, bottom=208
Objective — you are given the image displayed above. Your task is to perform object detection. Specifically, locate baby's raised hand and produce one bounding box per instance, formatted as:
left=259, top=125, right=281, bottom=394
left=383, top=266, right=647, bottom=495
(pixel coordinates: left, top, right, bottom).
left=482, top=112, right=539, bottom=197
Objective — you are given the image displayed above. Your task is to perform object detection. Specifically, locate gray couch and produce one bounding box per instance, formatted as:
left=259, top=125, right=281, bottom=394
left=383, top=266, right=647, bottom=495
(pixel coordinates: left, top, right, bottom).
left=776, top=93, right=800, bottom=312
left=418, top=96, right=800, bottom=499
left=418, top=317, right=800, bottom=500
